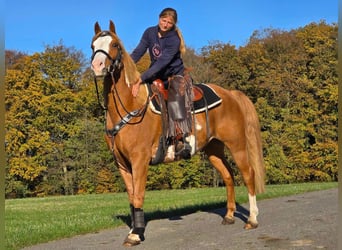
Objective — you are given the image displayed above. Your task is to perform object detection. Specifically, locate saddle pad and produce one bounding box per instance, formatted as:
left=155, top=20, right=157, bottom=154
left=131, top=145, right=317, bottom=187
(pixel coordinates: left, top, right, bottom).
left=149, top=83, right=222, bottom=114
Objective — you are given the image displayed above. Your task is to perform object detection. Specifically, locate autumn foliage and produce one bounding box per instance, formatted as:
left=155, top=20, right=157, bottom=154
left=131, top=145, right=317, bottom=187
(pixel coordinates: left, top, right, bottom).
left=5, top=21, right=337, bottom=198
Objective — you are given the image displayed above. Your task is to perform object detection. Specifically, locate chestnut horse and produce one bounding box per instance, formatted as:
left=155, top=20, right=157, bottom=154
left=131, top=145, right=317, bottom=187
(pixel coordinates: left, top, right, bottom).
left=91, top=20, right=265, bottom=246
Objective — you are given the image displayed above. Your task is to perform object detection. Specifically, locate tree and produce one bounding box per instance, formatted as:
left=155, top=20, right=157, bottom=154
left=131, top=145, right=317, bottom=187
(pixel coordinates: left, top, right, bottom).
left=37, top=41, right=86, bottom=89
left=5, top=58, right=56, bottom=196
left=244, top=22, right=338, bottom=183
left=182, top=47, right=220, bottom=84
left=5, top=44, right=88, bottom=197
left=200, top=42, right=249, bottom=89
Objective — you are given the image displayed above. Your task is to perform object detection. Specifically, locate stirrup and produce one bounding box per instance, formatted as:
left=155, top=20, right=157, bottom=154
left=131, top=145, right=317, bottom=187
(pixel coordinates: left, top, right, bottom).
left=175, top=141, right=191, bottom=159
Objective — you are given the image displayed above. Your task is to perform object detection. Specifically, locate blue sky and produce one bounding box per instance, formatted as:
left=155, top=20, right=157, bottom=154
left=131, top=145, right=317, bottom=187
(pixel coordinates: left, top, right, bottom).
left=5, top=0, right=338, bottom=60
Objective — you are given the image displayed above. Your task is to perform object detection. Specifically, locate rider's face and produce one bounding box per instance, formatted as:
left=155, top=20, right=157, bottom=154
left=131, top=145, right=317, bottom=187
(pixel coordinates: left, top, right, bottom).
left=158, top=16, right=175, bottom=33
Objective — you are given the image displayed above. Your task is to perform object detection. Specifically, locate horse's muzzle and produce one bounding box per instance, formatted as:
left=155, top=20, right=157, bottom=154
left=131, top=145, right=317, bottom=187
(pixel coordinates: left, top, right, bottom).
left=91, top=66, right=108, bottom=77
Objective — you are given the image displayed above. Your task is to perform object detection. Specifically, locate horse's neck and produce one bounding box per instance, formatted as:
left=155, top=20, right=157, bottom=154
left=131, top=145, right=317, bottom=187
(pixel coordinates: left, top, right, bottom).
left=105, top=75, right=147, bottom=117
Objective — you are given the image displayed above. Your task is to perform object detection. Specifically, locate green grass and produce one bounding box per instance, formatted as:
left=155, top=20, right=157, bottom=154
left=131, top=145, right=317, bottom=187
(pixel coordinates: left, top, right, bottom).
left=5, top=182, right=337, bottom=250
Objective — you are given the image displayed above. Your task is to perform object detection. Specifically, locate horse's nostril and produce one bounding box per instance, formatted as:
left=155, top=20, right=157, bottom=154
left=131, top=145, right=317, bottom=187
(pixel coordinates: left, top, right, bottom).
left=91, top=59, right=105, bottom=71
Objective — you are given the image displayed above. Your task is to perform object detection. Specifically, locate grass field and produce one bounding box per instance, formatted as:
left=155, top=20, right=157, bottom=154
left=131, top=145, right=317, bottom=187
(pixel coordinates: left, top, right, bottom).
left=5, top=182, right=337, bottom=250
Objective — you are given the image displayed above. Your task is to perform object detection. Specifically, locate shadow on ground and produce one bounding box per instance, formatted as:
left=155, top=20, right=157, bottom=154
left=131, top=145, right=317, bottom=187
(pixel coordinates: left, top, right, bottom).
left=115, top=202, right=250, bottom=228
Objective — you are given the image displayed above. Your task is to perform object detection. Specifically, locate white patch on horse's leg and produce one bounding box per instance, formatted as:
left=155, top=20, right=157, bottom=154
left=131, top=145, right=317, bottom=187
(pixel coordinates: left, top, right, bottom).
left=123, top=232, right=141, bottom=246
left=195, top=122, right=202, bottom=131
left=164, top=145, right=175, bottom=162
left=128, top=233, right=141, bottom=242
left=185, top=135, right=196, bottom=155
left=248, top=193, right=259, bottom=224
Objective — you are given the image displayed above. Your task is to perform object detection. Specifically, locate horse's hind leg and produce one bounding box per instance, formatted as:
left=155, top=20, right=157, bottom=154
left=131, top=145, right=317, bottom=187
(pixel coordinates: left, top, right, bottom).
left=229, top=148, right=259, bottom=229
left=204, top=139, right=236, bottom=224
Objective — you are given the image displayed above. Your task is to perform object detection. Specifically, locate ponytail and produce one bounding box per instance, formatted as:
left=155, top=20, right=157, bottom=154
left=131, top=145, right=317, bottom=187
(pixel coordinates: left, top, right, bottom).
left=175, top=26, right=186, bottom=56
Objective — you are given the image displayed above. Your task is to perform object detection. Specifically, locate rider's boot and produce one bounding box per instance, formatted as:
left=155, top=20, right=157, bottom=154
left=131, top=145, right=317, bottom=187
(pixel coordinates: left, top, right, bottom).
left=175, top=134, right=191, bottom=159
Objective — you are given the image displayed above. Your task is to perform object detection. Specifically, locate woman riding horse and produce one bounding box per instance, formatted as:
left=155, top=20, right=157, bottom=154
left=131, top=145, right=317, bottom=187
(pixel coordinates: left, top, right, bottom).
left=91, top=18, right=265, bottom=246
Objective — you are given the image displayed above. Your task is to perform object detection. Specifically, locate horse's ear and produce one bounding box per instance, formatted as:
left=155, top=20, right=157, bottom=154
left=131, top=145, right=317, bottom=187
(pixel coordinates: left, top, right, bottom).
left=109, top=20, right=116, bottom=34
left=94, top=22, right=101, bottom=34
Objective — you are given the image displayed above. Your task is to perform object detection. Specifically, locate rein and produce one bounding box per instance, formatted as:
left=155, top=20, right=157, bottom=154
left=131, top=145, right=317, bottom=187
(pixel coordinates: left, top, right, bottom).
left=108, top=71, right=149, bottom=136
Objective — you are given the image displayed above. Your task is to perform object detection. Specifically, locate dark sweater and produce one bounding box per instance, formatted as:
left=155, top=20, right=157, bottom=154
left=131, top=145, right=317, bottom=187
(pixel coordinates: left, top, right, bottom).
left=130, top=25, right=184, bottom=83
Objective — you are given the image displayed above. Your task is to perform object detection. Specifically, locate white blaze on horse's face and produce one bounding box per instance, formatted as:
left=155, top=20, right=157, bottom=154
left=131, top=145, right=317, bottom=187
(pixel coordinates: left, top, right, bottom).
left=91, top=35, right=113, bottom=76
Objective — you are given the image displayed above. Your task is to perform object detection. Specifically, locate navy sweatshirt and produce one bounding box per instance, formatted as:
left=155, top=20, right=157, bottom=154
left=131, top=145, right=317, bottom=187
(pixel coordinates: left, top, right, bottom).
left=130, top=25, right=184, bottom=83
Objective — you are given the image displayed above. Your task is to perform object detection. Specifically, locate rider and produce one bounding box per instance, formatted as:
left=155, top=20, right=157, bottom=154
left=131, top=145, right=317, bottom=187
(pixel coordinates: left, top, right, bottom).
left=130, top=7, right=191, bottom=159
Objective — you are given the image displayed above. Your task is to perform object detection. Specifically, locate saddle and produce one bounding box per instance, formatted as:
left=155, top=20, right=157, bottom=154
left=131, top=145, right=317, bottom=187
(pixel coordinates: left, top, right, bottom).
left=150, top=78, right=222, bottom=115
left=152, top=78, right=204, bottom=102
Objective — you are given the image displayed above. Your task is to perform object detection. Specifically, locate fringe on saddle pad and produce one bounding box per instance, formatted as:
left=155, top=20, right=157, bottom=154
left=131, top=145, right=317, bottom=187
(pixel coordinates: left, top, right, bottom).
left=167, top=75, right=193, bottom=138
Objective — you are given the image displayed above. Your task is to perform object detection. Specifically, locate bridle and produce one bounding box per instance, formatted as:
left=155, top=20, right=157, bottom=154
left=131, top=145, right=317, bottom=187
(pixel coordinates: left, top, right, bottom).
left=91, top=31, right=123, bottom=110
left=91, top=32, right=149, bottom=140
left=91, top=31, right=122, bottom=76
left=91, top=47, right=122, bottom=109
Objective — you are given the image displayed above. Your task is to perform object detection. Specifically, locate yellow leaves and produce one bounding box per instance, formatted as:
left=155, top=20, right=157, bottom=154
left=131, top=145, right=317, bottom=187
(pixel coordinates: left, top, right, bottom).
left=9, top=156, right=47, bottom=181
left=135, top=52, right=150, bottom=73
left=95, top=168, right=116, bottom=193
left=296, top=21, right=337, bottom=53
left=5, top=128, right=25, bottom=155
left=6, top=128, right=53, bottom=182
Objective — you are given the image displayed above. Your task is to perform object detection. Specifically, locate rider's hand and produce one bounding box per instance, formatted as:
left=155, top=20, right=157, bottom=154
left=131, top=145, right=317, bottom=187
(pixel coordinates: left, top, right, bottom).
left=132, top=77, right=142, bottom=97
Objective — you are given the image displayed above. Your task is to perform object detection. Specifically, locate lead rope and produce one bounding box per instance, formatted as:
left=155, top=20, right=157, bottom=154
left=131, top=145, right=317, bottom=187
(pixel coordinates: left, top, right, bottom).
left=94, top=76, right=108, bottom=110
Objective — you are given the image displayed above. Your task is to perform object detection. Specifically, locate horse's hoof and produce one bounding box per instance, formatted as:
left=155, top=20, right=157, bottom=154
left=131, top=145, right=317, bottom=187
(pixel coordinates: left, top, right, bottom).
left=123, top=234, right=141, bottom=247
left=244, top=220, right=258, bottom=229
left=222, top=216, right=235, bottom=225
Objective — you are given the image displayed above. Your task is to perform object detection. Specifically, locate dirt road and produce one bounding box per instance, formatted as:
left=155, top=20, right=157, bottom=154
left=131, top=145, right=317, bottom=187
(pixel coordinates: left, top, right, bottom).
left=22, top=188, right=338, bottom=250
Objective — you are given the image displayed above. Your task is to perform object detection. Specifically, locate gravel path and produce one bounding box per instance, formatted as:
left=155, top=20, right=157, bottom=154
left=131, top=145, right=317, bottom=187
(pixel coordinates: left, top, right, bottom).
left=22, top=188, right=338, bottom=250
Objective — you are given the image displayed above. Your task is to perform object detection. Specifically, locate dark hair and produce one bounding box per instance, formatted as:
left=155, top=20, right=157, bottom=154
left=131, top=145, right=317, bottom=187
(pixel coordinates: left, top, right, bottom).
left=159, top=7, right=178, bottom=24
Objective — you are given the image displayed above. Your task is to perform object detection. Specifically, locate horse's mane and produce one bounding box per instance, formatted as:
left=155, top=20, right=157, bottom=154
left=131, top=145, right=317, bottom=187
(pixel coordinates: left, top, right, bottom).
left=115, top=35, right=140, bottom=87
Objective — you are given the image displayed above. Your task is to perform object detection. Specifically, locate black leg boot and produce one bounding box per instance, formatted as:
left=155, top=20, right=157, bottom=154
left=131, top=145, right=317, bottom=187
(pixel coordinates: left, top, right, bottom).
left=132, top=208, right=145, bottom=241
left=129, top=204, right=134, bottom=230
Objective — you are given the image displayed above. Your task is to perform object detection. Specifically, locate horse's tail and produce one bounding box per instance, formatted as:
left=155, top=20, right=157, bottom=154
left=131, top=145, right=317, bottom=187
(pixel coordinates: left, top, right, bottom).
left=233, top=91, right=265, bottom=194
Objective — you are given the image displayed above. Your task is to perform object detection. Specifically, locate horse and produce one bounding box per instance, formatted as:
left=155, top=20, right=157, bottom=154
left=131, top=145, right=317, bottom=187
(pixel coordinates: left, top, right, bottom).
left=90, top=20, right=265, bottom=247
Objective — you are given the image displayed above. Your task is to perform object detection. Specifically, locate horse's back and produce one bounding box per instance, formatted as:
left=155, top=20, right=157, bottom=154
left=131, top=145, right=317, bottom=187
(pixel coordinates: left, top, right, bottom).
left=207, top=84, right=256, bottom=117
left=207, top=83, right=248, bottom=102
left=205, top=83, right=248, bottom=121
left=200, top=84, right=258, bottom=144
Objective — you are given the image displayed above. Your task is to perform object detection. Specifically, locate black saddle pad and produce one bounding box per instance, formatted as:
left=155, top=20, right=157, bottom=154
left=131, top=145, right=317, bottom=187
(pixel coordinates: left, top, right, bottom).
left=149, top=83, right=222, bottom=114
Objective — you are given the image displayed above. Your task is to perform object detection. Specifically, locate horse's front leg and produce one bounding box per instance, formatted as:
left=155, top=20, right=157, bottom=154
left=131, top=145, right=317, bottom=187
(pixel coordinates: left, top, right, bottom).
left=117, top=166, right=135, bottom=227
left=123, top=157, right=149, bottom=247
left=108, top=136, right=147, bottom=245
